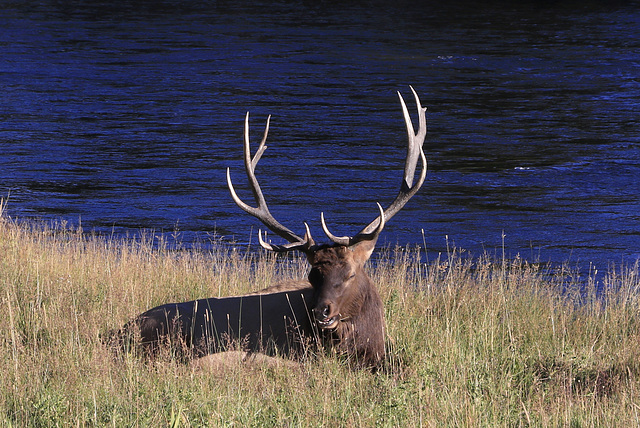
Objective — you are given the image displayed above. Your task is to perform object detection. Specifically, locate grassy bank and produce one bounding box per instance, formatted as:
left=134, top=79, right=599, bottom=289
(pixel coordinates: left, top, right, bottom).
left=1, top=207, right=640, bottom=426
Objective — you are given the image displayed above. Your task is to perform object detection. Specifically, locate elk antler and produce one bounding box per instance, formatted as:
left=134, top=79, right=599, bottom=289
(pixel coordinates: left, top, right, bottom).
left=228, top=87, right=427, bottom=251
left=321, top=86, right=427, bottom=246
left=226, top=113, right=316, bottom=252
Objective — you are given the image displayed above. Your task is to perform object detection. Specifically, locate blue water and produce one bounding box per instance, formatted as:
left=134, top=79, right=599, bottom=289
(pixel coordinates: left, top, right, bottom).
left=1, top=1, right=639, bottom=273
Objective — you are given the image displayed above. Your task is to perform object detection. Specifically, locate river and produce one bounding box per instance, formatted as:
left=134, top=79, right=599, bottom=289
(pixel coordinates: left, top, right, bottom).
left=1, top=1, right=639, bottom=274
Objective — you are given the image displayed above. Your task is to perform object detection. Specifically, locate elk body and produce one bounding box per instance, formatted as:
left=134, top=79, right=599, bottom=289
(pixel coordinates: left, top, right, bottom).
left=117, top=88, right=427, bottom=369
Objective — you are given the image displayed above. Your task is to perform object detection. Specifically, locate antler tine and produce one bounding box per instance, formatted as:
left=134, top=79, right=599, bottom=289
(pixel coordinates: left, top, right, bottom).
left=320, top=86, right=427, bottom=246
left=321, top=203, right=385, bottom=246
left=259, top=223, right=315, bottom=252
left=226, top=113, right=315, bottom=252
left=251, top=113, right=269, bottom=170
left=399, top=86, right=427, bottom=193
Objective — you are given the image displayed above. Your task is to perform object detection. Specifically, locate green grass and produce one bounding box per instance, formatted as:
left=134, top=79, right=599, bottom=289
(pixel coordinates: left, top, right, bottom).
left=1, top=204, right=640, bottom=426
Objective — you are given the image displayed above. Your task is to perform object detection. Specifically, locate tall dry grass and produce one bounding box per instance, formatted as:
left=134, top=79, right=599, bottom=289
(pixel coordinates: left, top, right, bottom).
left=1, top=202, right=640, bottom=426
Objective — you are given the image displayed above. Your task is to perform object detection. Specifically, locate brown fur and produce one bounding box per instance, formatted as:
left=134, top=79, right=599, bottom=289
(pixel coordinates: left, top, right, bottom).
left=307, top=244, right=386, bottom=368
left=112, top=242, right=386, bottom=369
left=248, top=279, right=311, bottom=295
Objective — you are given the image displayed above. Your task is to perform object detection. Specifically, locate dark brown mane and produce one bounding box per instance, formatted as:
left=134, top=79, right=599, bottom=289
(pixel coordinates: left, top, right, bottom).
left=307, top=245, right=386, bottom=368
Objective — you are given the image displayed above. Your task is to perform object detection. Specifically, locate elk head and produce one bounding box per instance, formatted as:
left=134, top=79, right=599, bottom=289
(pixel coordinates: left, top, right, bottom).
left=226, top=87, right=427, bottom=366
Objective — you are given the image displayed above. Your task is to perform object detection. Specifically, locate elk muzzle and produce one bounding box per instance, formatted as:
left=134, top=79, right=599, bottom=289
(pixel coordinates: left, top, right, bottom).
left=312, top=302, right=340, bottom=330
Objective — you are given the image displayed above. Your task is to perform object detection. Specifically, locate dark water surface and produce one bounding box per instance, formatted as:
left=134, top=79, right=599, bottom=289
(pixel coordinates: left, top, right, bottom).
left=1, top=1, right=639, bottom=273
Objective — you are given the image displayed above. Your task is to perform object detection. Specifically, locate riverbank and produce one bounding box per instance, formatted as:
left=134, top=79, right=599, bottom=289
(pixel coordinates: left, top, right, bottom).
left=1, top=209, right=639, bottom=426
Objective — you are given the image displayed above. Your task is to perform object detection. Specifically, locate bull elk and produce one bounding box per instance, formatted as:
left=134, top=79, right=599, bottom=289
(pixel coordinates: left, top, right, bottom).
left=116, top=87, right=427, bottom=369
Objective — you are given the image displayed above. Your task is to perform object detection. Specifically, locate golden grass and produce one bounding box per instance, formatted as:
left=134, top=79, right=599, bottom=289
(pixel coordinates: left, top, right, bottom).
left=1, top=206, right=640, bottom=426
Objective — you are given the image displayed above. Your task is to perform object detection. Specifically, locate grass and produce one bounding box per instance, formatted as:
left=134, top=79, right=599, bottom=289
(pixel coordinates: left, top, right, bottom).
left=1, top=203, right=640, bottom=426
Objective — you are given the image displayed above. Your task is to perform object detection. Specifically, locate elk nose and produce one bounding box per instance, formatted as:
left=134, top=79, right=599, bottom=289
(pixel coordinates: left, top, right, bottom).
left=321, top=306, right=331, bottom=318
left=314, top=304, right=331, bottom=320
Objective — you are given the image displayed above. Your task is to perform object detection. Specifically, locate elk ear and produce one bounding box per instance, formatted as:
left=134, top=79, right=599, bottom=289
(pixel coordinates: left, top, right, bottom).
left=350, top=239, right=377, bottom=265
